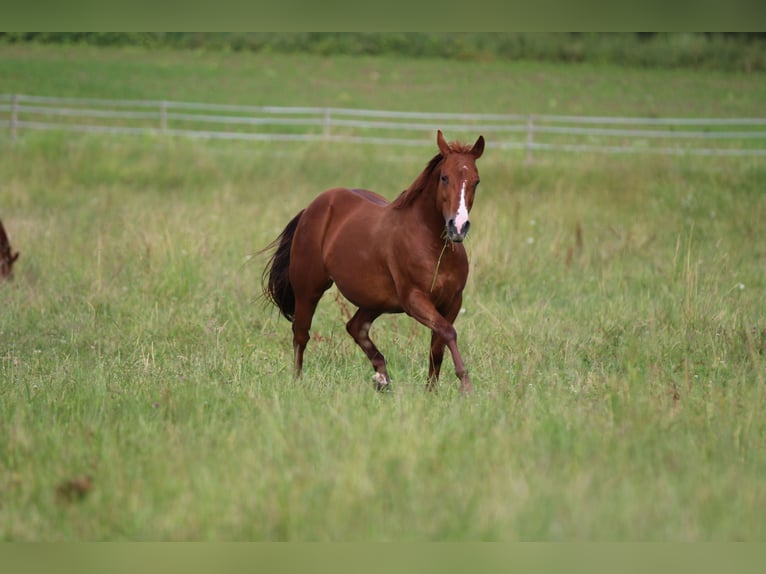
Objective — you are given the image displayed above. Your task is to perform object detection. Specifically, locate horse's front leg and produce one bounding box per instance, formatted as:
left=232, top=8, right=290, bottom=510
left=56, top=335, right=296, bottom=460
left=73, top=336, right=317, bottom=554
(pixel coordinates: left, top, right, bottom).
left=427, top=330, right=444, bottom=392
left=405, top=290, right=472, bottom=393
left=427, top=294, right=464, bottom=391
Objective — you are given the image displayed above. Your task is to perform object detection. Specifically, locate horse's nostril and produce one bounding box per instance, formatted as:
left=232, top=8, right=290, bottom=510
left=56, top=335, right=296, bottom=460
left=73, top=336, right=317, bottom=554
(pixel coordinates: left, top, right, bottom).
left=445, top=218, right=470, bottom=243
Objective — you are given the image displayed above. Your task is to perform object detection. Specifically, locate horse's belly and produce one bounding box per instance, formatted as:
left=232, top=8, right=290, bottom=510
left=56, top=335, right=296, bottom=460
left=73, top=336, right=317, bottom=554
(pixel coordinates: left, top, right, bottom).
left=331, top=267, right=402, bottom=312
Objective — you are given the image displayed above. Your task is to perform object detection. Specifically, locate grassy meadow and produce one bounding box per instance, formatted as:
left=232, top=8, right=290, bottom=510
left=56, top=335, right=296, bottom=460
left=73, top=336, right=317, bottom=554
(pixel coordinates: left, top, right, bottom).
left=1, top=45, right=766, bottom=540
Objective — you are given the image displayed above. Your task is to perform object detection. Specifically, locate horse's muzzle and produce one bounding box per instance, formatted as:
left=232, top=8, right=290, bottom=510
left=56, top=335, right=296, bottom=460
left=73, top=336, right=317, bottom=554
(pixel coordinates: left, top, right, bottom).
left=447, top=218, right=470, bottom=243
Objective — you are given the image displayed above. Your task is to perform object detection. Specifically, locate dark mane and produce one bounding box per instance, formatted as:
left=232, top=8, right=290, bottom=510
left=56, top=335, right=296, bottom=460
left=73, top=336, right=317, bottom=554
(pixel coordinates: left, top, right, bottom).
left=390, top=141, right=475, bottom=210
left=390, top=153, right=442, bottom=209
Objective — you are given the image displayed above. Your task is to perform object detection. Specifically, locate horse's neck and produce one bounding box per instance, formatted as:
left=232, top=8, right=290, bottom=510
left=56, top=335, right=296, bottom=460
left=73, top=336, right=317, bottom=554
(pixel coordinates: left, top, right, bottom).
left=400, top=181, right=445, bottom=237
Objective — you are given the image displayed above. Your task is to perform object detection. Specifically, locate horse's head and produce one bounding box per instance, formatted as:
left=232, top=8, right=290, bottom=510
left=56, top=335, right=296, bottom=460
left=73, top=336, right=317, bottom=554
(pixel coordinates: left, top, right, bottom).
left=0, top=220, right=20, bottom=281
left=435, top=130, right=484, bottom=243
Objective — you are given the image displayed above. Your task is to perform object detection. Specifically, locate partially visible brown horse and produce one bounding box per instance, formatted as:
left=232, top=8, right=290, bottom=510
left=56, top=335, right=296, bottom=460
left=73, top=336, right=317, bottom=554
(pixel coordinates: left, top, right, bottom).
left=262, top=130, right=484, bottom=392
left=0, top=219, right=20, bottom=281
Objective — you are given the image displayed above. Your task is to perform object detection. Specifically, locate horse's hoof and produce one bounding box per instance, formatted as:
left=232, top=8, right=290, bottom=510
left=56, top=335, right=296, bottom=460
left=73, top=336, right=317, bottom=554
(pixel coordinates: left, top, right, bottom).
left=372, top=372, right=391, bottom=392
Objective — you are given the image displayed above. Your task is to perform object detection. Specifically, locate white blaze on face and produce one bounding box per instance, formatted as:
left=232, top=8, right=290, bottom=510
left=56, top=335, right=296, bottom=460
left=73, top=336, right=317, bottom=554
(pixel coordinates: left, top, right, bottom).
left=454, top=179, right=469, bottom=231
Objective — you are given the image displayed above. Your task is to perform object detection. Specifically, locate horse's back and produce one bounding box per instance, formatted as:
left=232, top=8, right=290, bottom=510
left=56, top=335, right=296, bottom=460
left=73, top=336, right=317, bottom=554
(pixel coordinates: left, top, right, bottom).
left=306, top=187, right=388, bottom=210
left=301, top=187, right=388, bottom=230
left=293, top=187, right=390, bottom=258
left=348, top=188, right=389, bottom=206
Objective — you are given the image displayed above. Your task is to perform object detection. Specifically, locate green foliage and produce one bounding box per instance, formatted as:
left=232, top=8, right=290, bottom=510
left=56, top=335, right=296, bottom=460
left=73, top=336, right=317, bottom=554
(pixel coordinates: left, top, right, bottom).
left=1, top=32, right=765, bottom=72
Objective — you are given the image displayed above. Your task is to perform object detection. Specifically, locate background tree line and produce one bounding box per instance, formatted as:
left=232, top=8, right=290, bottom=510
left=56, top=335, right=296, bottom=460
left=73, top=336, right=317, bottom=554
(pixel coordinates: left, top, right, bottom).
left=2, top=32, right=764, bottom=72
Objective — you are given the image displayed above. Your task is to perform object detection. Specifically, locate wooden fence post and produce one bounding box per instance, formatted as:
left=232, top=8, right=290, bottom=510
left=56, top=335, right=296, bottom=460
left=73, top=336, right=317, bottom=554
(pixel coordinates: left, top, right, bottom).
left=160, top=100, right=168, bottom=134
left=10, top=94, right=18, bottom=140
left=526, top=114, right=535, bottom=163
left=323, top=108, right=331, bottom=140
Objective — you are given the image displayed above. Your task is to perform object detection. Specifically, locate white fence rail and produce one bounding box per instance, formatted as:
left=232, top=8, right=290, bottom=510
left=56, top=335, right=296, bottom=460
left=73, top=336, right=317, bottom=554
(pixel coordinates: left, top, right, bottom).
left=2, top=94, right=765, bottom=157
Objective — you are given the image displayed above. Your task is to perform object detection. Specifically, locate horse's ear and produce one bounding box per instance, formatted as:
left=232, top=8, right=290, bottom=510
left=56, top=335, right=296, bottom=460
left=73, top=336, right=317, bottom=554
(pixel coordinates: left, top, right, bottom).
left=436, top=130, right=451, bottom=156
left=471, top=135, right=485, bottom=159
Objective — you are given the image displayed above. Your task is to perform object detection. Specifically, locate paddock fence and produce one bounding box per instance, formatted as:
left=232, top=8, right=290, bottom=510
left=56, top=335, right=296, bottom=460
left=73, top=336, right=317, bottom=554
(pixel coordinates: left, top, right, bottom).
left=2, top=94, right=766, bottom=158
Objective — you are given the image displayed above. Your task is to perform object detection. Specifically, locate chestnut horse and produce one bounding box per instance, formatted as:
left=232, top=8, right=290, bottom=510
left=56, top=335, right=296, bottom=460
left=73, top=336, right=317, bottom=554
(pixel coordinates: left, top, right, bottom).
left=0, top=219, right=20, bottom=281
left=262, top=130, right=484, bottom=392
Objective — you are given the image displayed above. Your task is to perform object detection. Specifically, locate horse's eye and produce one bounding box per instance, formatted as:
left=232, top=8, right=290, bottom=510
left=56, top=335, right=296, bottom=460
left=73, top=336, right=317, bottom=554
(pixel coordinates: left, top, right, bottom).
left=440, top=175, right=449, bottom=185
left=474, top=180, right=480, bottom=189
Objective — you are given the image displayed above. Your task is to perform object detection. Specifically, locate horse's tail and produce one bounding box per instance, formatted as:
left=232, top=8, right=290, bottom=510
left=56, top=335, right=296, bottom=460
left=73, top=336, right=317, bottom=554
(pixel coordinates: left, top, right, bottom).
left=261, top=210, right=304, bottom=322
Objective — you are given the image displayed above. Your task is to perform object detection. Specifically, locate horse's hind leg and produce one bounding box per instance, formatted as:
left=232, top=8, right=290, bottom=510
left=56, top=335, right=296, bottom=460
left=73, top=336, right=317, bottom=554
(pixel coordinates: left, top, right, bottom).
left=346, top=308, right=390, bottom=390
left=292, top=300, right=315, bottom=376
left=291, top=263, right=333, bottom=377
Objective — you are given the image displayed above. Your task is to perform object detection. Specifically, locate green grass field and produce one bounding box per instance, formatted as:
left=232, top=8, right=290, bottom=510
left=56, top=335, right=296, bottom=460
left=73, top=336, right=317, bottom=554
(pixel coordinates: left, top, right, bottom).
left=1, top=45, right=765, bottom=540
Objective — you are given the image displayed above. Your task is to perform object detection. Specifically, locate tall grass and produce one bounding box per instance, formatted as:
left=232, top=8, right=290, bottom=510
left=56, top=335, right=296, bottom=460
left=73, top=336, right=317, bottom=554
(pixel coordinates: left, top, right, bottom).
left=1, top=131, right=764, bottom=540
left=2, top=45, right=765, bottom=540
